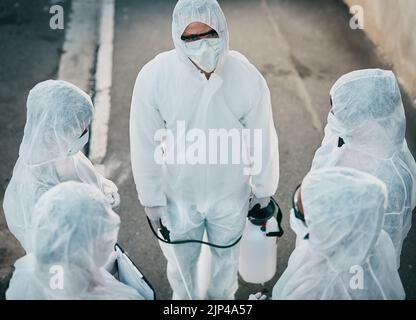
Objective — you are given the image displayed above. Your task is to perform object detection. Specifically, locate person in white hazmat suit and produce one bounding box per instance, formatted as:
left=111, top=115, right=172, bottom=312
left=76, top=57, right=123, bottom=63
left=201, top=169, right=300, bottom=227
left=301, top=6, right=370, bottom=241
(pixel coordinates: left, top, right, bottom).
left=6, top=181, right=143, bottom=300
left=310, top=69, right=416, bottom=266
left=3, top=80, right=120, bottom=253
left=130, top=0, right=279, bottom=299
left=272, top=167, right=405, bottom=300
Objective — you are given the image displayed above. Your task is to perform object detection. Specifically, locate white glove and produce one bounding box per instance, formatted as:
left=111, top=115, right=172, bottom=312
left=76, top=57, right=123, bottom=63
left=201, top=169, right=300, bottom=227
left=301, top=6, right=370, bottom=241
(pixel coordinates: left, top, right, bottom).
left=248, top=292, right=268, bottom=300
left=106, top=192, right=120, bottom=208
left=102, top=178, right=121, bottom=208
left=145, top=206, right=168, bottom=224
left=249, top=196, right=271, bottom=210
left=103, top=251, right=118, bottom=275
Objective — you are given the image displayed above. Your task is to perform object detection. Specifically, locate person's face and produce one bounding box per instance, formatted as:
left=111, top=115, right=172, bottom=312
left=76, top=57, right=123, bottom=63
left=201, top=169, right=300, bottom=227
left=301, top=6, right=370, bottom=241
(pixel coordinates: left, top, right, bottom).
left=181, top=22, right=218, bottom=43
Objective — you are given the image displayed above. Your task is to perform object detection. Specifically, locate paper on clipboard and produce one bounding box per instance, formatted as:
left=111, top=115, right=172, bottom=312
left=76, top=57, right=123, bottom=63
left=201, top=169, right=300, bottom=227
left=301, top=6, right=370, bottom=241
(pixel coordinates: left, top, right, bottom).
left=115, top=244, right=155, bottom=300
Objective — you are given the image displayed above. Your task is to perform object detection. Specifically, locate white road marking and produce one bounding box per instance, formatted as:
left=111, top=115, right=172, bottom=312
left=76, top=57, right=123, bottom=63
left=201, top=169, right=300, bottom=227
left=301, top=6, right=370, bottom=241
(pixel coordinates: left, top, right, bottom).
left=89, top=0, right=115, bottom=174
left=57, top=0, right=99, bottom=92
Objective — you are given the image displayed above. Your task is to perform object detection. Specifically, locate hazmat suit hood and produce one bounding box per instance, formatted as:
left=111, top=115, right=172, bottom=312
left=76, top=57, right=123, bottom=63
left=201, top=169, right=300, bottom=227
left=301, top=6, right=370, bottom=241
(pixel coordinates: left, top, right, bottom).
left=7, top=182, right=139, bottom=299
left=311, top=70, right=416, bottom=268
left=3, top=80, right=120, bottom=253
left=273, top=168, right=404, bottom=299
left=19, top=80, right=93, bottom=166
left=329, top=69, right=406, bottom=159
left=33, top=182, right=120, bottom=296
left=172, top=0, right=229, bottom=72
left=301, top=166, right=387, bottom=272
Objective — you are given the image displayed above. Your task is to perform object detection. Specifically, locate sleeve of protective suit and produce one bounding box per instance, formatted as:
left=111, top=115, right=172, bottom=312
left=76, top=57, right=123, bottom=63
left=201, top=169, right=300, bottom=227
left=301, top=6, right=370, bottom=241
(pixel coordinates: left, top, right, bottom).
left=130, top=63, right=167, bottom=207
left=242, top=75, right=279, bottom=198
left=68, top=153, right=120, bottom=207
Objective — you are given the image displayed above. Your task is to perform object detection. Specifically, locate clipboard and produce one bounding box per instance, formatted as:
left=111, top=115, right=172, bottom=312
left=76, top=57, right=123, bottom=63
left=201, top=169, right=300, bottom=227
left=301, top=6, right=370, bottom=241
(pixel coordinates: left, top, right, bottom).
left=114, top=243, right=156, bottom=300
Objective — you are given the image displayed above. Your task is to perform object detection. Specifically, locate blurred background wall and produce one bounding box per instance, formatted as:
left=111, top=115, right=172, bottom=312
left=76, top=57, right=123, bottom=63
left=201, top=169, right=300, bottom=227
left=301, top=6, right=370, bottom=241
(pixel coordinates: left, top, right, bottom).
left=344, top=0, right=416, bottom=100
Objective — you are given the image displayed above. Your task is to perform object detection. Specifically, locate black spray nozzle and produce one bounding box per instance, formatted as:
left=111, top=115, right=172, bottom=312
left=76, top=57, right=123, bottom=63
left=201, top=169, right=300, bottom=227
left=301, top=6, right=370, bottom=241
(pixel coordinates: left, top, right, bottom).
left=248, top=198, right=277, bottom=225
left=248, top=197, right=284, bottom=238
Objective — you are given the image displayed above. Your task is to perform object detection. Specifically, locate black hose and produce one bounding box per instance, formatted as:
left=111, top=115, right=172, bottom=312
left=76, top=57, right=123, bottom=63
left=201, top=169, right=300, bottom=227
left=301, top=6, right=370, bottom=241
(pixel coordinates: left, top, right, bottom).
left=146, top=217, right=242, bottom=249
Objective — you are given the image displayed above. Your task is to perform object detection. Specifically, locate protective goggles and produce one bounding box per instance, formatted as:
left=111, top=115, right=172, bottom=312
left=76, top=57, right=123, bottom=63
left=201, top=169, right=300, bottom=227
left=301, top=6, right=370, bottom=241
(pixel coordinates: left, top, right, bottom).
left=181, top=29, right=219, bottom=42
left=292, top=184, right=305, bottom=223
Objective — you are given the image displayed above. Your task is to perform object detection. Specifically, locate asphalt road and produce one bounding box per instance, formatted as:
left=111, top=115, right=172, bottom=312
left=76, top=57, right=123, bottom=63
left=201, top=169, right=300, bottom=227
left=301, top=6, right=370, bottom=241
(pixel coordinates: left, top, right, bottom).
left=0, top=0, right=415, bottom=300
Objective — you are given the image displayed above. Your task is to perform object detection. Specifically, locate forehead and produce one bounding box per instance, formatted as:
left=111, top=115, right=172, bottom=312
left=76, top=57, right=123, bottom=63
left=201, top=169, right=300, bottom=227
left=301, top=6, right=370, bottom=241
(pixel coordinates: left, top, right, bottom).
left=182, top=22, right=213, bottom=35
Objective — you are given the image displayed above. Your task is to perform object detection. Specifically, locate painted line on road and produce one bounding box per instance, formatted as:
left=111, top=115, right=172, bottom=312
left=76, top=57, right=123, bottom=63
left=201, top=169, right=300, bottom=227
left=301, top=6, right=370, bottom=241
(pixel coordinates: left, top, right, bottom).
left=57, top=0, right=99, bottom=92
left=89, top=0, right=115, bottom=174
left=260, top=0, right=323, bottom=135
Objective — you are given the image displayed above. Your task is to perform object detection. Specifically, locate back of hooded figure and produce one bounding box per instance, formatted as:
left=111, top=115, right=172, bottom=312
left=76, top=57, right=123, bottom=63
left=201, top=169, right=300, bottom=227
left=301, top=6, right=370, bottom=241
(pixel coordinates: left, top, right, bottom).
left=3, top=80, right=119, bottom=253
left=6, top=181, right=142, bottom=300
left=311, top=69, right=416, bottom=266
left=273, top=167, right=405, bottom=300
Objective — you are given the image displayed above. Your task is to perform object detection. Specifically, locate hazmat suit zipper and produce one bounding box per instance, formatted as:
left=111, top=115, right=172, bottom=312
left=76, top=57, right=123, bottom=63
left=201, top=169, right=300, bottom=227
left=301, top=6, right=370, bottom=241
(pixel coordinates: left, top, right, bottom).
left=199, top=75, right=223, bottom=213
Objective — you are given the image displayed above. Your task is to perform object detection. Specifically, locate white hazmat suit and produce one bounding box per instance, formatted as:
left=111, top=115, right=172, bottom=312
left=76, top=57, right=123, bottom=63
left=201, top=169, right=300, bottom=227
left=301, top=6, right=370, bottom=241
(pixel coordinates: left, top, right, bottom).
left=6, top=181, right=143, bottom=300
left=311, top=69, right=416, bottom=266
left=273, top=167, right=405, bottom=300
left=130, top=0, right=279, bottom=299
left=3, top=80, right=120, bottom=253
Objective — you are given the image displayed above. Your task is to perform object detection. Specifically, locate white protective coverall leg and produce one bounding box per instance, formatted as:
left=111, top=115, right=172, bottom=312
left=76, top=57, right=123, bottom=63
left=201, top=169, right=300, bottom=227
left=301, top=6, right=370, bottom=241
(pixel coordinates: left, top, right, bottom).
left=273, top=167, right=405, bottom=300
left=6, top=182, right=143, bottom=300
left=310, top=69, right=416, bottom=267
left=130, top=0, right=279, bottom=299
left=3, top=80, right=120, bottom=253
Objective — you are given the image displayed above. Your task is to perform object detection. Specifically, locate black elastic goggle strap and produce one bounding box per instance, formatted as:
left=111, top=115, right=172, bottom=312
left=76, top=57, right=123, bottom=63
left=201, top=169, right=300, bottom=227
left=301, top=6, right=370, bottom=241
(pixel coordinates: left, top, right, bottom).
left=80, top=127, right=89, bottom=138
left=292, top=184, right=305, bottom=222
left=146, top=217, right=242, bottom=249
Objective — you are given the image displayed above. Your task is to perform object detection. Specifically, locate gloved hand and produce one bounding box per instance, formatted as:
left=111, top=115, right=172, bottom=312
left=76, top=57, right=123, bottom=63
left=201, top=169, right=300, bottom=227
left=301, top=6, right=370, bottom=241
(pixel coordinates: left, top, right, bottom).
left=145, top=206, right=168, bottom=224
left=248, top=292, right=268, bottom=300
left=102, top=178, right=121, bottom=208
left=103, top=251, right=118, bottom=275
left=106, top=192, right=121, bottom=208
left=249, top=196, right=271, bottom=210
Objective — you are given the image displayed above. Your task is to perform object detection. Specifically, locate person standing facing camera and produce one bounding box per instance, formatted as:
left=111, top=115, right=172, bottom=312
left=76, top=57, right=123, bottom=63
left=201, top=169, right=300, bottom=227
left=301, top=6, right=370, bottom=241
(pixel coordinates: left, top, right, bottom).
left=130, top=0, right=279, bottom=299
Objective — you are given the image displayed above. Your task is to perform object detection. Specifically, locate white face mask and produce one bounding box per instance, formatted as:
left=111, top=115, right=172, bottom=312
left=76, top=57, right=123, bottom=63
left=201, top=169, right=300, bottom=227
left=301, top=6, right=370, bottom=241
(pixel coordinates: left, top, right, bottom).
left=183, top=38, right=223, bottom=73
left=289, top=208, right=309, bottom=240
left=68, top=131, right=89, bottom=156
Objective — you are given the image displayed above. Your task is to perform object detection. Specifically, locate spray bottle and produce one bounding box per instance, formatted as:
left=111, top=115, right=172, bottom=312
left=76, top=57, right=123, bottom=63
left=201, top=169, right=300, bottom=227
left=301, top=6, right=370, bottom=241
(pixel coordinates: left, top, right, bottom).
left=239, top=197, right=284, bottom=284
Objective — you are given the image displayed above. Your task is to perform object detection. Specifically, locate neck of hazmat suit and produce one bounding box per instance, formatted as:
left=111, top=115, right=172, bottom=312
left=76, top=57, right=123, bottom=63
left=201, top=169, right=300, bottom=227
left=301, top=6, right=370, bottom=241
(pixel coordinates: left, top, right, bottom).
left=3, top=80, right=120, bottom=253
left=310, top=69, right=416, bottom=267
left=6, top=181, right=143, bottom=300
left=129, top=0, right=279, bottom=299
left=273, top=167, right=405, bottom=300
